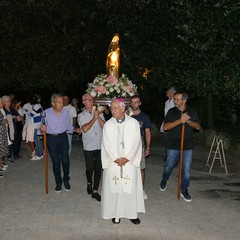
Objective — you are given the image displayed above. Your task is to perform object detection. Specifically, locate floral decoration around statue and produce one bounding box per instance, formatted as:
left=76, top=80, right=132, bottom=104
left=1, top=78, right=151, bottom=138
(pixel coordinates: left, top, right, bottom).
left=87, top=74, right=138, bottom=99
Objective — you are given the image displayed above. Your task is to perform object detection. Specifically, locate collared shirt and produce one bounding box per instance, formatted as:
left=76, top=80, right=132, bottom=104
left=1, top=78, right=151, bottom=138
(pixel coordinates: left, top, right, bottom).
left=64, top=104, right=77, bottom=126
left=164, top=98, right=175, bottom=116
left=44, top=107, right=73, bottom=135
left=164, top=106, right=200, bottom=150
left=78, top=108, right=104, bottom=151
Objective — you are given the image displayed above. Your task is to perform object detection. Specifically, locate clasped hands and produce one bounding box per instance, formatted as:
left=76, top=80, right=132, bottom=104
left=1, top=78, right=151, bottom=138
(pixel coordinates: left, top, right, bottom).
left=114, top=157, right=129, bottom=166
left=180, top=113, right=191, bottom=124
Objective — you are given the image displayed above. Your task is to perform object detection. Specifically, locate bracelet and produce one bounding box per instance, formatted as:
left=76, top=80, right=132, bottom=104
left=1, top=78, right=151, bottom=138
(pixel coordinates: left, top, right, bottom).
left=187, top=120, right=191, bottom=124
left=146, top=148, right=150, bottom=150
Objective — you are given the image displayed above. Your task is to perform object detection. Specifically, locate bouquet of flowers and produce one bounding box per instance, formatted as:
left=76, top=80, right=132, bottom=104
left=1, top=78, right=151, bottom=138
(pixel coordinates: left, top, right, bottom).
left=86, top=74, right=138, bottom=98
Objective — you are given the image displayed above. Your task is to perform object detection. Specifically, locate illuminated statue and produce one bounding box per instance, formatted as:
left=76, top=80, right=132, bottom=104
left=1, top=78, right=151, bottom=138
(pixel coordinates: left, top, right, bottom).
left=106, top=34, right=120, bottom=79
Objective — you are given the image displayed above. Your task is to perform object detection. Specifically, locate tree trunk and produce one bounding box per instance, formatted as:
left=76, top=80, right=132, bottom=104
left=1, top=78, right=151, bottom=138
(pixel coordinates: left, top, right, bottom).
left=207, top=92, right=214, bottom=128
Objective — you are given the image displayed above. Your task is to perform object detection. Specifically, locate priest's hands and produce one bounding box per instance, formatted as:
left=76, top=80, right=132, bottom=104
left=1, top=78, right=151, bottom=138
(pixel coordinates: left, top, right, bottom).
left=114, top=157, right=129, bottom=166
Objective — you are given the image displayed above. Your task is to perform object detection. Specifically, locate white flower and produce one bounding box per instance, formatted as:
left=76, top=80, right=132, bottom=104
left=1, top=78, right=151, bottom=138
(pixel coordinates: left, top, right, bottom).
left=91, top=91, right=97, bottom=97
left=86, top=73, right=138, bottom=98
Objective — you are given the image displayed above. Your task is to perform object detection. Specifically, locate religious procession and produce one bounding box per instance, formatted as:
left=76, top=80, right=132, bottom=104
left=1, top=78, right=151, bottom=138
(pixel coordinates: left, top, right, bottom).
left=0, top=35, right=201, bottom=227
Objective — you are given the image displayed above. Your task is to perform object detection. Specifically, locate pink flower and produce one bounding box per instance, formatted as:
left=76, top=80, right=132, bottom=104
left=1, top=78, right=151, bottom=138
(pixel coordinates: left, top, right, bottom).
left=94, top=86, right=106, bottom=94
left=107, top=76, right=118, bottom=84
left=122, top=85, right=133, bottom=93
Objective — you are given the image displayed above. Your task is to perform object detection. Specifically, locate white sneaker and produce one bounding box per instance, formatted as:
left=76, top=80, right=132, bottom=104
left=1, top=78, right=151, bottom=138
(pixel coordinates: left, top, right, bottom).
left=2, top=163, right=8, bottom=168
left=143, top=191, right=148, bottom=200
left=2, top=166, right=8, bottom=171
left=31, top=150, right=36, bottom=158
left=30, top=156, right=42, bottom=161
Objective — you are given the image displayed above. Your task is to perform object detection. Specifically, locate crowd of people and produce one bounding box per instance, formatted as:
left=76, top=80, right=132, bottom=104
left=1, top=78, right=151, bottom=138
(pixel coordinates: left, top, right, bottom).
left=0, top=89, right=200, bottom=225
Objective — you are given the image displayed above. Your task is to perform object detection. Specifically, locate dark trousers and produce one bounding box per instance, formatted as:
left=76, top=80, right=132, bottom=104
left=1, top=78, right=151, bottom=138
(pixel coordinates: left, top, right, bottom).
left=12, top=126, right=22, bottom=157
left=47, top=133, right=70, bottom=186
left=84, top=150, right=102, bottom=191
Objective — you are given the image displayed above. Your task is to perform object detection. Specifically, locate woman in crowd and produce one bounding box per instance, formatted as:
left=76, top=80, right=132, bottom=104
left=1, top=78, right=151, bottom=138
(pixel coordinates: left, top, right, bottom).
left=0, top=97, right=9, bottom=178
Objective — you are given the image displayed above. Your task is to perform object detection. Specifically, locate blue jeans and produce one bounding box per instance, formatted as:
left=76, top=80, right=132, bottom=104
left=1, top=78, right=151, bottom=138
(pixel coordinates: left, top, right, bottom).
left=162, top=149, right=192, bottom=192
left=34, top=129, right=43, bottom=157
left=47, top=133, right=70, bottom=186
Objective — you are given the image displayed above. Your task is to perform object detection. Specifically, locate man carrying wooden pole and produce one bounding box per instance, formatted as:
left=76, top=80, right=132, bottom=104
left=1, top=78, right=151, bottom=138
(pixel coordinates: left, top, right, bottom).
left=159, top=90, right=200, bottom=202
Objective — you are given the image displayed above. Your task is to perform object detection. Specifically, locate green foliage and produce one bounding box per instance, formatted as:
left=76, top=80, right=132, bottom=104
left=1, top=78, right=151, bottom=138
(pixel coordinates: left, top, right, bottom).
left=0, top=0, right=239, bottom=126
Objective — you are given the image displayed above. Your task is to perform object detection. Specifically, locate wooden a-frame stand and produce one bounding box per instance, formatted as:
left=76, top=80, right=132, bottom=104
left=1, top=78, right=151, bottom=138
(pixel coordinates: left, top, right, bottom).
left=206, top=136, right=228, bottom=174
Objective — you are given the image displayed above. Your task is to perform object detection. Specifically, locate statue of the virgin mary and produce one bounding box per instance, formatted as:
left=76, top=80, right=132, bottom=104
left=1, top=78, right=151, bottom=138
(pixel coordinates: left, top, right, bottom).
left=106, top=34, right=120, bottom=79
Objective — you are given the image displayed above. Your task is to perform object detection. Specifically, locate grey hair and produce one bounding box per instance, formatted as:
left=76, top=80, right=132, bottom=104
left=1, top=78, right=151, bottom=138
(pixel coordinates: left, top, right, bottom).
left=111, top=99, right=126, bottom=107
left=168, top=86, right=177, bottom=93
left=175, top=90, right=188, bottom=101
left=82, top=93, right=92, bottom=101
left=119, top=101, right=126, bottom=107
left=51, top=93, right=62, bottom=102
left=2, top=95, right=10, bottom=101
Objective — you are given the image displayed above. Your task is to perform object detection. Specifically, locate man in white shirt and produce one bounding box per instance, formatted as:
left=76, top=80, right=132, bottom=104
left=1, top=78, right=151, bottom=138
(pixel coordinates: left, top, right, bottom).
left=160, top=86, right=177, bottom=133
left=63, top=95, right=77, bottom=156
left=78, top=94, right=105, bottom=202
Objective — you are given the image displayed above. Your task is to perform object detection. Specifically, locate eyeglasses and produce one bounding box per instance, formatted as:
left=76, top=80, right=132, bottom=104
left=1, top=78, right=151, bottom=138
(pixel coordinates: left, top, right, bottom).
left=173, top=98, right=182, bottom=101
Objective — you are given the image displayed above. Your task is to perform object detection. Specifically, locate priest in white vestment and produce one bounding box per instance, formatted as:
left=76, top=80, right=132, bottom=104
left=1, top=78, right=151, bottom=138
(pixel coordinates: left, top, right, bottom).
left=101, top=98, right=145, bottom=225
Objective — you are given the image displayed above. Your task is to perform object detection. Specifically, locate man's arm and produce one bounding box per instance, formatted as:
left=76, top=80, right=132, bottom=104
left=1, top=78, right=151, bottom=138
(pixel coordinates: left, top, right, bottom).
left=164, top=112, right=200, bottom=131
left=72, top=116, right=77, bottom=127
left=164, top=113, right=189, bottom=131
left=97, top=115, right=105, bottom=128
left=81, top=110, right=105, bottom=133
left=145, top=128, right=151, bottom=157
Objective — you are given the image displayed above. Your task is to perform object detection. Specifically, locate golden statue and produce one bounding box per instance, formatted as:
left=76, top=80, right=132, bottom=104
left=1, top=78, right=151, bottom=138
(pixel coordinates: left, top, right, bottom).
left=106, top=34, right=120, bottom=79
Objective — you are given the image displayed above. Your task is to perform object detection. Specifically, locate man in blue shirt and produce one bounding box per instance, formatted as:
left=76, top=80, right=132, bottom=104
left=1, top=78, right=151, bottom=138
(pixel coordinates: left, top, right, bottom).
left=41, top=94, right=76, bottom=193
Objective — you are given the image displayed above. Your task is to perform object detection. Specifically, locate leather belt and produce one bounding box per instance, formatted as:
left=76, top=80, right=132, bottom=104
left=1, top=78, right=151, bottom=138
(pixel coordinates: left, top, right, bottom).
left=47, top=131, right=66, bottom=137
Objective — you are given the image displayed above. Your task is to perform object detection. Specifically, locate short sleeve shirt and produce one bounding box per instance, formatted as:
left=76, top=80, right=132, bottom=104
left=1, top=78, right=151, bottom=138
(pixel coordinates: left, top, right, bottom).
left=164, top=106, right=199, bottom=150
left=131, top=111, right=151, bottom=138
left=78, top=108, right=105, bottom=151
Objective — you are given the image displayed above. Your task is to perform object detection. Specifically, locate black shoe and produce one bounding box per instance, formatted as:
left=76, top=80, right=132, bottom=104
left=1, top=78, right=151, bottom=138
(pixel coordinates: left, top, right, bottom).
left=112, top=218, right=120, bottom=224
left=92, top=192, right=101, bottom=202
left=130, top=218, right=141, bottom=225
left=159, top=180, right=167, bottom=191
left=181, top=189, right=192, bottom=202
left=87, top=184, right=93, bottom=195
left=55, top=185, right=62, bottom=193
left=64, top=181, right=71, bottom=191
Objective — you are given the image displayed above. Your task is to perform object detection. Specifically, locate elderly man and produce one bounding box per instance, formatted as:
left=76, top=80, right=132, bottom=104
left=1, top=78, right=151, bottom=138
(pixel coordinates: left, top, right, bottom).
left=41, top=94, right=75, bottom=193
left=159, top=90, right=201, bottom=202
left=78, top=93, right=105, bottom=202
left=101, top=98, right=145, bottom=225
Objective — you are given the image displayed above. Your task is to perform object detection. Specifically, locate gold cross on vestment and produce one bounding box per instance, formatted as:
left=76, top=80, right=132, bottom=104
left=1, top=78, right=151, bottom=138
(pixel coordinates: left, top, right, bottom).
left=123, top=175, right=131, bottom=184
left=112, top=175, right=119, bottom=185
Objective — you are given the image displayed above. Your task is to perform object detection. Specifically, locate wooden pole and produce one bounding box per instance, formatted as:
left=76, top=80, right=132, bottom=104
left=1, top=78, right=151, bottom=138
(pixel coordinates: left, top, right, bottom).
left=43, top=129, right=48, bottom=194
left=178, top=124, right=185, bottom=199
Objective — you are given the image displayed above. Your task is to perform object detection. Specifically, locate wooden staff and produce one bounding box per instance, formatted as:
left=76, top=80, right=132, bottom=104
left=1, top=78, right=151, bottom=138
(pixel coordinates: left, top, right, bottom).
left=41, top=113, right=48, bottom=194
left=43, top=129, right=48, bottom=194
left=178, top=123, right=185, bottom=199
